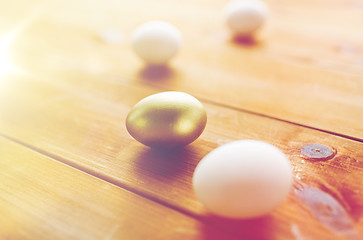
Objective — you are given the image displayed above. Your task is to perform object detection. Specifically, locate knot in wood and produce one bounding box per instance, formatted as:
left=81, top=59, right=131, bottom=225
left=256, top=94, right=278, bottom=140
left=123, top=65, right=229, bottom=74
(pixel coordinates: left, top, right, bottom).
left=300, top=144, right=336, bottom=161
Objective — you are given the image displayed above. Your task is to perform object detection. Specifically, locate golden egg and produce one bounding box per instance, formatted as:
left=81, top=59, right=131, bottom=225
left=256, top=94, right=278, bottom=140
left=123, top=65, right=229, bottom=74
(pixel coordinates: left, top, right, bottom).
left=126, top=91, right=207, bottom=148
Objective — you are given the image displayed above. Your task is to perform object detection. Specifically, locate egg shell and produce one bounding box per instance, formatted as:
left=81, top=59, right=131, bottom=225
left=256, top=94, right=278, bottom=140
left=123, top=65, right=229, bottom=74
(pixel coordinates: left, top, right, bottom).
left=131, top=21, right=182, bottom=64
left=224, top=0, right=268, bottom=35
left=126, top=91, right=207, bottom=148
left=193, top=140, right=292, bottom=219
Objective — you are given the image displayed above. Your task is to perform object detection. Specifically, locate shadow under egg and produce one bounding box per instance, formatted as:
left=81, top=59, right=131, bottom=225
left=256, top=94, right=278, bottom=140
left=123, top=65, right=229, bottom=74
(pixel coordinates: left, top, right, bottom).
left=131, top=145, right=198, bottom=180
left=201, top=214, right=274, bottom=240
left=138, top=64, right=174, bottom=82
left=232, top=34, right=260, bottom=47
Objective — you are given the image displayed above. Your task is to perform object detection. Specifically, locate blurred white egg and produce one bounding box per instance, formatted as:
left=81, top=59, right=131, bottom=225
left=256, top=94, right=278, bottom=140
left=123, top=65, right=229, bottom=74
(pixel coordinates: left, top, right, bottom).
left=131, top=21, right=182, bottom=64
left=224, top=0, right=268, bottom=36
left=193, top=140, right=292, bottom=219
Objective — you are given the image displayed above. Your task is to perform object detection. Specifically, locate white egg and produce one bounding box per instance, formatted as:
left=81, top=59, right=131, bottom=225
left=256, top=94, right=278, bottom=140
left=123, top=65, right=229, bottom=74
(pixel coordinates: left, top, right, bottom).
left=193, top=140, right=292, bottom=219
left=131, top=21, right=182, bottom=64
left=224, top=0, right=268, bottom=36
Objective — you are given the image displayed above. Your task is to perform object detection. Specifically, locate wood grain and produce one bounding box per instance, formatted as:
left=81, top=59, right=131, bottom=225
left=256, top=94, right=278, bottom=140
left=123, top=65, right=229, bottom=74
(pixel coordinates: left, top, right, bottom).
left=5, top=0, right=363, bottom=139
left=0, top=136, right=240, bottom=240
left=0, top=0, right=362, bottom=239
left=1, top=73, right=362, bottom=239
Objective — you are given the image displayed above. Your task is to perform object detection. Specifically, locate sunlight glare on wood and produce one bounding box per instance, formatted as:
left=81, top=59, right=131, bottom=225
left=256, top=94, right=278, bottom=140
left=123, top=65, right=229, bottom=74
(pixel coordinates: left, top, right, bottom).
left=0, top=31, right=16, bottom=77
left=0, top=2, right=45, bottom=79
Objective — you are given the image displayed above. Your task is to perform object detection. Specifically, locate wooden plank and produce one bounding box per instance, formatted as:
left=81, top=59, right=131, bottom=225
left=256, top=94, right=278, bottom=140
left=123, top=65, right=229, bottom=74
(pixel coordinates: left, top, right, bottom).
left=0, top=73, right=362, bottom=239
left=5, top=0, right=363, bottom=139
left=0, top=0, right=44, bottom=35
left=0, top=0, right=362, bottom=238
left=0, top=136, right=240, bottom=240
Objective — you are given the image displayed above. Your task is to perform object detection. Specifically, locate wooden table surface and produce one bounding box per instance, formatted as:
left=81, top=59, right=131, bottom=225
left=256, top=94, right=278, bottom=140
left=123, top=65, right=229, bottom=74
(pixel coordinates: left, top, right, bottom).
left=0, top=0, right=362, bottom=239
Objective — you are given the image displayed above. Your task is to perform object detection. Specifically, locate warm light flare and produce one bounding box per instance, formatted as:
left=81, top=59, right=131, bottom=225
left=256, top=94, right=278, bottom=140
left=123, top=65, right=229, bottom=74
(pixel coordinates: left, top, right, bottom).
left=0, top=3, right=45, bottom=78
left=0, top=31, right=16, bottom=76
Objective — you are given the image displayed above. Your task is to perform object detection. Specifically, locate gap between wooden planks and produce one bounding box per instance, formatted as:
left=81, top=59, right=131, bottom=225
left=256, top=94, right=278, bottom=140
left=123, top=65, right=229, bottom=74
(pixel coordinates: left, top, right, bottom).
left=0, top=136, right=242, bottom=240
left=3, top=0, right=363, bottom=140
left=0, top=0, right=362, bottom=239
left=0, top=73, right=362, bottom=239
